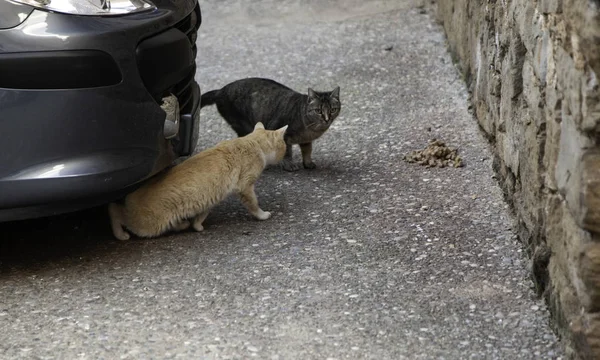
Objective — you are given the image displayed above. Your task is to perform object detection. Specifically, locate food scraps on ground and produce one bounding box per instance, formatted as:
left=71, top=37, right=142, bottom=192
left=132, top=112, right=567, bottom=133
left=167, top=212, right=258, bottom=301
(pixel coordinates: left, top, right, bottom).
left=403, top=139, right=464, bottom=168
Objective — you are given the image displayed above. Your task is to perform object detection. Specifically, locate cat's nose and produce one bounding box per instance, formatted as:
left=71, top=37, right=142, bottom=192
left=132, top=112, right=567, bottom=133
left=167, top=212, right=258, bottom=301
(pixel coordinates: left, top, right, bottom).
left=324, top=113, right=330, bottom=122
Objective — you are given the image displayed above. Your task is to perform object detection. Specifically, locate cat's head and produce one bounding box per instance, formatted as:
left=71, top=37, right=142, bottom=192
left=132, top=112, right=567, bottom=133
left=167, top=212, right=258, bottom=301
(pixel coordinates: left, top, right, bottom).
left=306, top=87, right=341, bottom=129
left=252, top=122, right=288, bottom=165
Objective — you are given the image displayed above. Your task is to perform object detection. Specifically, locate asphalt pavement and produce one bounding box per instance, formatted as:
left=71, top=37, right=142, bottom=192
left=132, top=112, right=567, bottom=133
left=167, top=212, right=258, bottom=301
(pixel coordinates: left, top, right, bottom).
left=0, top=0, right=564, bottom=359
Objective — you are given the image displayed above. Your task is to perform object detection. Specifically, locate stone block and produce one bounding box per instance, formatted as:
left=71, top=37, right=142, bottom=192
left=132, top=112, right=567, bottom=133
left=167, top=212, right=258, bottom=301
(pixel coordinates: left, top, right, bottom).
left=437, top=0, right=600, bottom=357
left=578, top=243, right=600, bottom=311
left=579, top=151, right=600, bottom=233
left=540, top=0, right=563, bottom=14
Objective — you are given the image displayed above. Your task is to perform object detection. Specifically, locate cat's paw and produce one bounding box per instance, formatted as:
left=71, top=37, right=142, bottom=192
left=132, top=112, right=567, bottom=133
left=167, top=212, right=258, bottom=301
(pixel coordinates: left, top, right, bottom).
left=193, top=223, right=204, bottom=232
left=282, top=160, right=301, bottom=172
left=255, top=210, right=271, bottom=220
left=173, top=220, right=191, bottom=231
left=115, top=232, right=130, bottom=241
left=303, top=161, right=317, bottom=169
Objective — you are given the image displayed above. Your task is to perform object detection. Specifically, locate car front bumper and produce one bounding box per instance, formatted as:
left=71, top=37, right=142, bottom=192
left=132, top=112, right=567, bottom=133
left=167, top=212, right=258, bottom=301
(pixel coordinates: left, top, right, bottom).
left=0, top=1, right=201, bottom=221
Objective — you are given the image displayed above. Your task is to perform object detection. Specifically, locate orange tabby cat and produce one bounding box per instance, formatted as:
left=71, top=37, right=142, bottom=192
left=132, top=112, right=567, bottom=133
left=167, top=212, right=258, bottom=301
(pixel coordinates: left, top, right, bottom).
left=109, top=122, right=287, bottom=240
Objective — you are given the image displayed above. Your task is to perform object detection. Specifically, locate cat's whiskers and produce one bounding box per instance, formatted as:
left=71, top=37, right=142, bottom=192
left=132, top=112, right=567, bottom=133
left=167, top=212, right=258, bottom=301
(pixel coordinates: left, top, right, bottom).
left=307, top=122, right=322, bottom=130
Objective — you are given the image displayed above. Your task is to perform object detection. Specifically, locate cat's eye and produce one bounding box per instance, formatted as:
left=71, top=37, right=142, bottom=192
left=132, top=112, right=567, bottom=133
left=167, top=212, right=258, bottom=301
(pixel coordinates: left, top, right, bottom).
left=314, top=109, right=322, bottom=114
left=332, top=107, right=339, bottom=113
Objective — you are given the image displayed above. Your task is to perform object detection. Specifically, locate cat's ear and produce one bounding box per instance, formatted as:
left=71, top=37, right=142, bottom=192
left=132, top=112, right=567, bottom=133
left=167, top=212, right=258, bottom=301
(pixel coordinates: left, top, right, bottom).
left=331, top=86, right=340, bottom=100
left=276, top=125, right=288, bottom=137
left=254, top=122, right=265, bottom=130
left=307, top=88, right=317, bottom=102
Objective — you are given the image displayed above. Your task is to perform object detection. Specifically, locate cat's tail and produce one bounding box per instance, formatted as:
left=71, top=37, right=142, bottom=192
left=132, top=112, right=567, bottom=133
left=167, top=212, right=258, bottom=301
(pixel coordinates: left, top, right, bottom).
left=200, top=89, right=220, bottom=108
left=108, top=203, right=130, bottom=241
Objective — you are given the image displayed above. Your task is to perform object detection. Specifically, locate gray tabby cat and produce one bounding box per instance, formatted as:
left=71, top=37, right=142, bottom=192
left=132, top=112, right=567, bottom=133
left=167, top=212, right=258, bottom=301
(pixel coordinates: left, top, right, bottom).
left=200, top=78, right=341, bottom=171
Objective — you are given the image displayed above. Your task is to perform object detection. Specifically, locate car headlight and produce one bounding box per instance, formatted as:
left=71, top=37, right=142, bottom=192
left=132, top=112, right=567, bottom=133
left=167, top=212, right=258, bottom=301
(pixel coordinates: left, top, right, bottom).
left=7, top=0, right=156, bottom=16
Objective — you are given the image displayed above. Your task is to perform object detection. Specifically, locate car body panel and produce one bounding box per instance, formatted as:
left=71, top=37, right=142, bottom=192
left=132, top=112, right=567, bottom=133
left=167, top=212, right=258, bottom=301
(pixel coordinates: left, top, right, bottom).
left=0, top=0, right=201, bottom=221
left=0, top=1, right=33, bottom=30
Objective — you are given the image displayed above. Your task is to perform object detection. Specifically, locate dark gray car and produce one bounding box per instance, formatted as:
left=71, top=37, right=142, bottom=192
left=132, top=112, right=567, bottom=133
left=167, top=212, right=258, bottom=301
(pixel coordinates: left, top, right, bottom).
left=0, top=0, right=202, bottom=221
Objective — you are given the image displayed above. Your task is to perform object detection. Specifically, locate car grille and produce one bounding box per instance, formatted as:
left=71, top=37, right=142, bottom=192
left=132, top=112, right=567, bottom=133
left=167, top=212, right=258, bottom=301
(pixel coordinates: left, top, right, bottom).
left=174, top=5, right=199, bottom=59
left=171, top=63, right=195, bottom=113
left=168, top=4, right=200, bottom=113
left=136, top=4, right=200, bottom=113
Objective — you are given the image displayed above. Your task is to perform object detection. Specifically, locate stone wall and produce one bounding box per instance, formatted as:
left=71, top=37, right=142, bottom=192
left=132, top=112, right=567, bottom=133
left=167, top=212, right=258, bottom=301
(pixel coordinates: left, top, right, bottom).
left=435, top=0, right=600, bottom=358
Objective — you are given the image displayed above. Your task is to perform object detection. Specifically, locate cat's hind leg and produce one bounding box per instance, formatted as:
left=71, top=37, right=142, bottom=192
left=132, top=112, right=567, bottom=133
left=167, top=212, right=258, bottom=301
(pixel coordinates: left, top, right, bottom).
left=192, top=211, right=210, bottom=231
left=172, top=219, right=191, bottom=232
left=281, top=143, right=301, bottom=172
left=300, top=142, right=316, bottom=169
left=239, top=185, right=271, bottom=220
left=108, top=203, right=130, bottom=241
